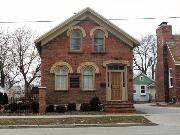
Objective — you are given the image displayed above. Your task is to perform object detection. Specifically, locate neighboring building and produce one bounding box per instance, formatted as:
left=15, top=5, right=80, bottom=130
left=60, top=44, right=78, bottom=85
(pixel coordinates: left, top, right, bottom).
left=133, top=72, right=155, bottom=102
left=35, top=8, right=139, bottom=112
left=156, top=22, right=180, bottom=102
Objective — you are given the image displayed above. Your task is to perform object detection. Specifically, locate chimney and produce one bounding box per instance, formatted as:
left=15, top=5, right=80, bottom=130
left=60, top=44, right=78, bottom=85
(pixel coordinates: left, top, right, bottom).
left=156, top=22, right=172, bottom=46
left=155, top=22, right=172, bottom=102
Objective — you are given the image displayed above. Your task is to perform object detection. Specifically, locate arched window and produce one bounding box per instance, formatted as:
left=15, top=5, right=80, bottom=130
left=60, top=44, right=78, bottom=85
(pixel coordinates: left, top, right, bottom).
left=93, top=31, right=104, bottom=52
left=83, top=66, right=94, bottom=90
left=71, top=31, right=81, bottom=51
left=55, top=66, right=68, bottom=90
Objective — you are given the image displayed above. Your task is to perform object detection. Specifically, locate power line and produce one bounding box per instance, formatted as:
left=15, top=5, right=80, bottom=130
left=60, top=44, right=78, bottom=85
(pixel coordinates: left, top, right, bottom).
left=0, top=17, right=180, bottom=23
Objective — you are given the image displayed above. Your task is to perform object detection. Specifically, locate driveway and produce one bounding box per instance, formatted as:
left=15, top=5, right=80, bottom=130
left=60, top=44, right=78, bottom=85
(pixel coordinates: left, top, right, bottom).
left=135, top=103, right=180, bottom=126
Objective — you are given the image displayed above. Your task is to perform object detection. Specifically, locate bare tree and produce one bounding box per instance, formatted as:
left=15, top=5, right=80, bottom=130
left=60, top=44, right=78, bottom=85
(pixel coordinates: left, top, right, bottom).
left=133, top=34, right=157, bottom=78
left=0, top=30, right=19, bottom=88
left=11, top=27, right=41, bottom=97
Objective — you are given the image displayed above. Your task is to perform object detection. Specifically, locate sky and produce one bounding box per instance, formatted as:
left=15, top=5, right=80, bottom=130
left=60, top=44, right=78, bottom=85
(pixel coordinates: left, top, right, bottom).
left=0, top=0, right=180, bottom=40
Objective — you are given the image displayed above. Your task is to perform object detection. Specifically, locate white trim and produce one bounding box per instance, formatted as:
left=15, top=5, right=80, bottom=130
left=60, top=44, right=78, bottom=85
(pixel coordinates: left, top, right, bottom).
left=140, top=76, right=143, bottom=81
left=168, top=68, right=173, bottom=88
left=140, top=85, right=146, bottom=96
left=175, top=61, right=180, bottom=65
left=166, top=43, right=176, bottom=63
left=133, top=72, right=154, bottom=82
left=35, top=7, right=139, bottom=46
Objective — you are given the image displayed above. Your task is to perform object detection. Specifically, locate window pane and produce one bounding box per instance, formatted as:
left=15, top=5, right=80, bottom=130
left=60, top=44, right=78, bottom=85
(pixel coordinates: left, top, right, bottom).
left=94, top=31, right=104, bottom=52
left=60, top=76, right=67, bottom=89
left=83, top=67, right=93, bottom=90
left=55, top=66, right=68, bottom=90
left=71, top=38, right=80, bottom=50
left=84, top=75, right=93, bottom=89
left=71, top=32, right=81, bottom=50
left=141, top=86, right=145, bottom=89
left=94, top=32, right=104, bottom=38
left=72, top=32, right=80, bottom=38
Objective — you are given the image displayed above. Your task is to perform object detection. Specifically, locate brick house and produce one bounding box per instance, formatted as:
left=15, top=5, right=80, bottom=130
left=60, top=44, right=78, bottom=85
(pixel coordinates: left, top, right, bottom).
left=156, top=22, right=180, bottom=102
left=35, top=8, right=139, bottom=113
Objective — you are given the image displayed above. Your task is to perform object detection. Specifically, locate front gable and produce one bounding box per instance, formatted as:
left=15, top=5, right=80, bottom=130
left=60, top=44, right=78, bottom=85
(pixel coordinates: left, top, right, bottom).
left=134, top=73, right=154, bottom=86
left=35, top=7, right=139, bottom=51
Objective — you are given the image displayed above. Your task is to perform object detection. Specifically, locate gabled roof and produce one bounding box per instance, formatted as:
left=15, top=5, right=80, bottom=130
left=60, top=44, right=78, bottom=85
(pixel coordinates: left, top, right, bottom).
left=167, top=35, right=180, bottom=63
left=35, top=7, right=139, bottom=47
left=133, top=72, right=154, bottom=82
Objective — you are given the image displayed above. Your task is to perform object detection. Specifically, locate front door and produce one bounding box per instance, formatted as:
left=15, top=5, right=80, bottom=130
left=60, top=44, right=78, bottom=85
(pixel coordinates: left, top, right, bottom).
left=111, top=72, right=122, bottom=100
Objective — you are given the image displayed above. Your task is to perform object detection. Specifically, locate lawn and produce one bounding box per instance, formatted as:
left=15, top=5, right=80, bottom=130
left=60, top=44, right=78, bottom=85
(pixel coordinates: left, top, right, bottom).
left=0, top=116, right=152, bottom=125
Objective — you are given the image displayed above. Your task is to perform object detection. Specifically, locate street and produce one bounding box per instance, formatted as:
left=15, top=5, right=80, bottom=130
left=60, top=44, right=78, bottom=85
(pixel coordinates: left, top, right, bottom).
left=0, top=104, right=180, bottom=135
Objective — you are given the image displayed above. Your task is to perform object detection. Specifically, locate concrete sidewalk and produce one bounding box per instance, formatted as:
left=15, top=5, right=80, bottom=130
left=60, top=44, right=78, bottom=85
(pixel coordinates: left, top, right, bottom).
left=0, top=114, right=138, bottom=118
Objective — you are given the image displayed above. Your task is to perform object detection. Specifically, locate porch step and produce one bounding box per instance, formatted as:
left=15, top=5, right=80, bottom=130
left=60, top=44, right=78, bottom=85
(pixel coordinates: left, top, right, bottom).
left=104, top=101, right=136, bottom=113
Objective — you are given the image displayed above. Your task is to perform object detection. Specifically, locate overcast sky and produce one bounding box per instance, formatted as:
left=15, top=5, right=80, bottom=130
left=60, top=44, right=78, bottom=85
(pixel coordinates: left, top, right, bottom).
left=0, top=0, right=180, bottom=40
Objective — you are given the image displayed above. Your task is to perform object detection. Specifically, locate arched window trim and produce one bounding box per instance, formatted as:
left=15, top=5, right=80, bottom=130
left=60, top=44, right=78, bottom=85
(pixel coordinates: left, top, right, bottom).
left=67, top=26, right=86, bottom=52
left=81, top=66, right=95, bottom=91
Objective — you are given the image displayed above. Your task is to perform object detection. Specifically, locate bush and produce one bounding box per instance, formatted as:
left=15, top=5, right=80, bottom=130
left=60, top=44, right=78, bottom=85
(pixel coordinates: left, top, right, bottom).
left=89, top=96, right=101, bottom=111
left=56, top=105, right=66, bottom=113
left=3, top=93, right=8, bottom=105
left=0, top=93, right=4, bottom=105
left=31, top=102, right=39, bottom=113
left=46, top=105, right=55, bottom=112
left=9, top=103, right=18, bottom=113
left=67, top=103, right=76, bottom=111
left=4, top=104, right=10, bottom=111
left=80, top=103, right=91, bottom=112
left=19, top=102, right=30, bottom=111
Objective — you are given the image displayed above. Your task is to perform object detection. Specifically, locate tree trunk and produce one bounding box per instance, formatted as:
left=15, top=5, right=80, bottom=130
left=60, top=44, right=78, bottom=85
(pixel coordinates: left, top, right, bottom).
left=0, top=69, right=5, bottom=88
left=24, top=82, right=30, bottom=98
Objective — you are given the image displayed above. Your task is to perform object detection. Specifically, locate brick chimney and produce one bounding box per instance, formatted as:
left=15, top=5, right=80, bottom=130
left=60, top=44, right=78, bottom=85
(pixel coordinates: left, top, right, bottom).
left=155, top=22, right=172, bottom=102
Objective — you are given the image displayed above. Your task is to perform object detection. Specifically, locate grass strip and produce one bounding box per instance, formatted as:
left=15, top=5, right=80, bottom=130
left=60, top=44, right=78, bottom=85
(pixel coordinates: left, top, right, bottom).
left=0, top=116, right=151, bottom=125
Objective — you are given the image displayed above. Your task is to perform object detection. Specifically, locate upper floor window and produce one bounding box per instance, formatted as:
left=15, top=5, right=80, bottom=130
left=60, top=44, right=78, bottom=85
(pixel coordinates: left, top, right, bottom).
left=55, top=66, right=68, bottom=90
left=71, top=31, right=81, bottom=51
left=93, top=31, right=105, bottom=52
left=140, top=76, right=143, bottom=81
left=169, top=68, right=173, bottom=88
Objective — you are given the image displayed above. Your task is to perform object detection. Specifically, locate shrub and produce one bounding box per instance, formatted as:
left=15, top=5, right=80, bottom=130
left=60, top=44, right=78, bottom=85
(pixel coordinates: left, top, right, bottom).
left=67, top=103, right=76, bottom=111
left=89, top=96, right=101, bottom=111
left=3, top=93, right=8, bottom=105
left=9, top=103, right=18, bottom=113
left=4, top=104, right=11, bottom=111
left=46, top=105, right=55, bottom=112
left=0, top=93, right=4, bottom=105
left=19, top=102, right=30, bottom=111
left=80, top=103, right=91, bottom=112
left=56, top=105, right=66, bottom=113
left=31, top=102, right=39, bottom=113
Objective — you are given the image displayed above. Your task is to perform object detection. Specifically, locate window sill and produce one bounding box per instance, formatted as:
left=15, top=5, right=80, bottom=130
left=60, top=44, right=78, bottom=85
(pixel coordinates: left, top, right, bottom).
left=68, top=51, right=83, bottom=54
left=82, top=89, right=95, bottom=91
left=140, top=94, right=146, bottom=96
left=91, top=52, right=106, bottom=54
left=55, top=89, right=68, bottom=91
left=169, top=86, right=173, bottom=88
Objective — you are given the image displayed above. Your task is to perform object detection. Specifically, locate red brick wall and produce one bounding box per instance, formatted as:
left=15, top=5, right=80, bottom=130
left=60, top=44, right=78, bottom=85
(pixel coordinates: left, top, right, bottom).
left=175, top=65, right=180, bottom=100
left=156, top=25, right=173, bottom=102
left=40, top=21, right=133, bottom=105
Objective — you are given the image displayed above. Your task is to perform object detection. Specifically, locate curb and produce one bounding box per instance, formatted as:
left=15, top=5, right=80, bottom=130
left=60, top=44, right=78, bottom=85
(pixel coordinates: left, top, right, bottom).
left=0, top=123, right=157, bottom=129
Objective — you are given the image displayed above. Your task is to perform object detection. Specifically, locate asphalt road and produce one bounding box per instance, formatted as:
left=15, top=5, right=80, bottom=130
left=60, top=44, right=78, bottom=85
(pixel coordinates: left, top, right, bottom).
left=0, top=104, right=180, bottom=135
